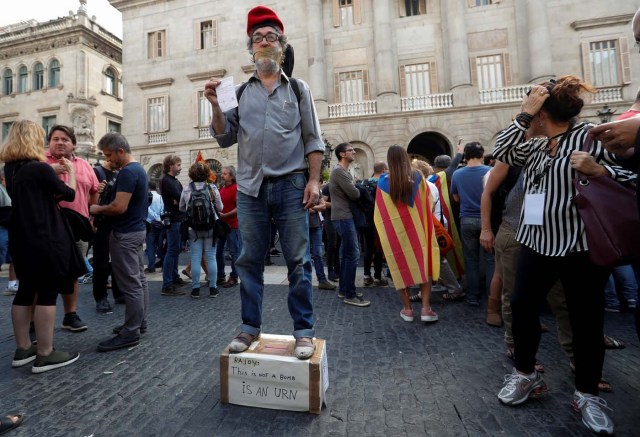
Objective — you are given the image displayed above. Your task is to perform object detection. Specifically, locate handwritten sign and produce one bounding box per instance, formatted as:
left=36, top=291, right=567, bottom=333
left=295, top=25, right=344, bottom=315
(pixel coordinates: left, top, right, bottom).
left=221, top=334, right=328, bottom=413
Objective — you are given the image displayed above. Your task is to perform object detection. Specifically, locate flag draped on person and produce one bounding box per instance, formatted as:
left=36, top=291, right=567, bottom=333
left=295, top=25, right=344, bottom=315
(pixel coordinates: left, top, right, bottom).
left=374, top=173, right=440, bottom=290
left=194, top=151, right=216, bottom=183
left=429, top=171, right=465, bottom=277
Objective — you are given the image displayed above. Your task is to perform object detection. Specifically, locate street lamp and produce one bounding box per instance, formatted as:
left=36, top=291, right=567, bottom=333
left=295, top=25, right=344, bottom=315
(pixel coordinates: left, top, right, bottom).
left=596, top=104, right=616, bottom=123
left=322, top=138, right=333, bottom=170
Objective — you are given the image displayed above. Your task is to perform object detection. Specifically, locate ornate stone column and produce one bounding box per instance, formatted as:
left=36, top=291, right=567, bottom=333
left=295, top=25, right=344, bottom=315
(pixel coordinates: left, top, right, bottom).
left=526, top=0, right=554, bottom=82
left=441, top=0, right=476, bottom=105
left=373, top=0, right=400, bottom=113
left=307, top=0, right=329, bottom=118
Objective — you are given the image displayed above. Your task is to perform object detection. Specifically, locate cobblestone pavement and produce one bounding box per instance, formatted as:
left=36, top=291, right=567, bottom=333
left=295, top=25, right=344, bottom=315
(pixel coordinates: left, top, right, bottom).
left=0, top=254, right=638, bottom=436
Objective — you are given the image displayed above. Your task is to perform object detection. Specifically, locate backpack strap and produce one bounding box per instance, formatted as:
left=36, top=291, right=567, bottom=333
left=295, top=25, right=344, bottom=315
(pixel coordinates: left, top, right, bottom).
left=235, top=77, right=302, bottom=124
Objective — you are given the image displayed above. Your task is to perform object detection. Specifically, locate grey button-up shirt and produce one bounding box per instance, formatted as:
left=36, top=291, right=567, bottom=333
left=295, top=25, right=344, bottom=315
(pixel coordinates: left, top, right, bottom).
left=211, top=72, right=324, bottom=197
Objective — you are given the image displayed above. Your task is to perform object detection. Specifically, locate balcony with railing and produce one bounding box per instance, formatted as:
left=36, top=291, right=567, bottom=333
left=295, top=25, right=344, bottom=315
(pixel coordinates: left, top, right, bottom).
left=328, top=100, right=377, bottom=118
left=592, top=87, right=624, bottom=104
left=198, top=127, right=213, bottom=139
left=147, top=132, right=167, bottom=145
left=479, top=85, right=531, bottom=105
left=401, top=93, right=454, bottom=111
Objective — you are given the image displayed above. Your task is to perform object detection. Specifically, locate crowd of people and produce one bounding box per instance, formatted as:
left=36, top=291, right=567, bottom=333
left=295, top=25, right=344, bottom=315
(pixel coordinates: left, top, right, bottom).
left=1, top=4, right=639, bottom=436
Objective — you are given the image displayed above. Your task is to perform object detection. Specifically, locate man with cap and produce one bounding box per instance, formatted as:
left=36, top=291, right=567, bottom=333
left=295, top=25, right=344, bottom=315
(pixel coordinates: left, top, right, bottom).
left=205, top=5, right=324, bottom=360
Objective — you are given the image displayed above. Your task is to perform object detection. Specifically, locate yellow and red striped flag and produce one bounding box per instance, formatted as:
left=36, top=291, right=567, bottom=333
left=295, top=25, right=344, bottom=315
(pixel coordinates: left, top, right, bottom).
left=194, top=151, right=216, bottom=183
left=429, top=171, right=464, bottom=276
left=374, top=173, right=440, bottom=290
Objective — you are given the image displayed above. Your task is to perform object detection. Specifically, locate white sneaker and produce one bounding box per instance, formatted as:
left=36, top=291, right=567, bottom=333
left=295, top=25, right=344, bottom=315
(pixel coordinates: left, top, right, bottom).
left=571, top=390, right=614, bottom=435
left=2, top=283, right=18, bottom=296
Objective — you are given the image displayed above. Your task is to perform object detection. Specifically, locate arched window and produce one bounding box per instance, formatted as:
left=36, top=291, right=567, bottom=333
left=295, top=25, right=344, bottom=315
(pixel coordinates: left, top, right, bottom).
left=17, top=66, right=28, bottom=93
left=48, top=59, right=60, bottom=87
left=2, top=69, right=13, bottom=95
left=33, top=63, right=44, bottom=90
left=104, top=67, right=116, bottom=96
left=147, top=164, right=163, bottom=190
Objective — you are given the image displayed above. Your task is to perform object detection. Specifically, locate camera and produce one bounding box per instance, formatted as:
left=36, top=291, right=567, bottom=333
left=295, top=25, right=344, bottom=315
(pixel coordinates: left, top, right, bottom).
left=161, top=211, right=171, bottom=228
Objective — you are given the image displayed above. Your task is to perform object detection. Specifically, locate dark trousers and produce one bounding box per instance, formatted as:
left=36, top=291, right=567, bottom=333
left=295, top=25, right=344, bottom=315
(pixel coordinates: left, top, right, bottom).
left=362, top=224, right=383, bottom=278
left=512, top=246, right=610, bottom=395
left=92, top=225, right=121, bottom=302
left=324, top=217, right=340, bottom=276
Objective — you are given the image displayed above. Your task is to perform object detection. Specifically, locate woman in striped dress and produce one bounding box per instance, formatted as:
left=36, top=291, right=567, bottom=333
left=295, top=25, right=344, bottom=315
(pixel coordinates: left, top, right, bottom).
left=492, top=75, right=636, bottom=435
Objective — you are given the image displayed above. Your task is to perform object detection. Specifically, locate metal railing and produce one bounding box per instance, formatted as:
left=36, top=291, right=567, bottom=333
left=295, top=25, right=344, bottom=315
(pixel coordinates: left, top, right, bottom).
left=401, top=93, right=454, bottom=111
left=328, top=100, right=377, bottom=118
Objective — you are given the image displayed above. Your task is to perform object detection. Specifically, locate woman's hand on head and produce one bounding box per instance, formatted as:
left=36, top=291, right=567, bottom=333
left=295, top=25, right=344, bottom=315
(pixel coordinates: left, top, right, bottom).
left=521, top=85, right=550, bottom=116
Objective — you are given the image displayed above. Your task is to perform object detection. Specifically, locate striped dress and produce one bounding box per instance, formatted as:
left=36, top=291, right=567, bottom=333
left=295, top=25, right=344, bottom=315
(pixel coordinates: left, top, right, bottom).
left=493, top=120, right=636, bottom=257
left=374, top=172, right=440, bottom=290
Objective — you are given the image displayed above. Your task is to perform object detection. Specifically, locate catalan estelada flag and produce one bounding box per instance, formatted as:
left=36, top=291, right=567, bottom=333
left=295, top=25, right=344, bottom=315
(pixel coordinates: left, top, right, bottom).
left=195, top=150, right=216, bottom=183
left=429, top=171, right=465, bottom=277
left=374, top=172, right=440, bottom=290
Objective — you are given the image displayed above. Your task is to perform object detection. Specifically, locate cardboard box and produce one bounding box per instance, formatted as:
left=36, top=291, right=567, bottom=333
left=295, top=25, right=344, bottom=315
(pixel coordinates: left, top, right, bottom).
left=220, top=334, right=328, bottom=414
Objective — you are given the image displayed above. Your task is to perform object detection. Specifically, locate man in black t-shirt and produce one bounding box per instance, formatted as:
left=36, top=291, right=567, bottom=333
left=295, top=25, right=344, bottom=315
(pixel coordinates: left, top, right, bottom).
left=90, top=133, right=149, bottom=352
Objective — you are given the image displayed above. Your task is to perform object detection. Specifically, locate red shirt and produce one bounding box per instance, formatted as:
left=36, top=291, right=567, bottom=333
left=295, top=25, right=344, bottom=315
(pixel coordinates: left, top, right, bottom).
left=46, top=152, right=99, bottom=218
left=219, top=183, right=238, bottom=229
left=616, top=109, right=640, bottom=121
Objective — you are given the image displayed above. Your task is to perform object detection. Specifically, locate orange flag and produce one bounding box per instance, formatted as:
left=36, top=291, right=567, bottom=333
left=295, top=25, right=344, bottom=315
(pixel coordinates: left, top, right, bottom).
left=195, top=151, right=216, bottom=183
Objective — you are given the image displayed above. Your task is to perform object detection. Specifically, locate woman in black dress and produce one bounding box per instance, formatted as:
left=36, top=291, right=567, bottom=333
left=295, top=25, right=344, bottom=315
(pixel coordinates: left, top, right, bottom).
left=2, top=120, right=85, bottom=373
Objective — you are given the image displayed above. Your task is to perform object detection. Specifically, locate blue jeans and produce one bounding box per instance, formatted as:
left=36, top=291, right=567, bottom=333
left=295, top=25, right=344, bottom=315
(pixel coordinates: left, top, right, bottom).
left=235, top=173, right=314, bottom=338
left=309, top=226, right=327, bottom=282
left=216, top=228, right=242, bottom=280
left=145, top=222, right=164, bottom=269
left=188, top=229, right=217, bottom=290
left=604, top=264, right=638, bottom=309
left=162, top=221, right=182, bottom=288
left=460, top=217, right=495, bottom=303
left=333, top=219, right=360, bottom=299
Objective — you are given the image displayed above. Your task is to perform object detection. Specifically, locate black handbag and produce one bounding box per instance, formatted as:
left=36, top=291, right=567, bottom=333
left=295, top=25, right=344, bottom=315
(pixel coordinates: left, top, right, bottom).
left=212, top=202, right=231, bottom=239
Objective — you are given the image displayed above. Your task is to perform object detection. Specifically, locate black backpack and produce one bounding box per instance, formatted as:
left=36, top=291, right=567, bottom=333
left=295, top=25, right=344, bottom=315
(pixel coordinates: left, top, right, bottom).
left=187, top=182, right=215, bottom=231
left=350, top=181, right=376, bottom=229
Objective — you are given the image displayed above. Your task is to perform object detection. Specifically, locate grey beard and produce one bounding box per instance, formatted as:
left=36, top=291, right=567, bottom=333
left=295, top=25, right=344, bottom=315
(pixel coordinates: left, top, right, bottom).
left=255, top=58, right=279, bottom=74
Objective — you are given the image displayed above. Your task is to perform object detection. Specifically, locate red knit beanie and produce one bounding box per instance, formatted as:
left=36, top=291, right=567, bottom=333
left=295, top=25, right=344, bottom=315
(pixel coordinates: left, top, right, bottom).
left=246, top=6, right=284, bottom=36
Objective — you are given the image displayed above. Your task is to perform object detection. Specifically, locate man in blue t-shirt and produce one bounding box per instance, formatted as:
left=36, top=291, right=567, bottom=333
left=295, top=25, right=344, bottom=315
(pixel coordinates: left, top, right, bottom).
left=90, top=133, right=149, bottom=352
left=450, top=142, right=494, bottom=307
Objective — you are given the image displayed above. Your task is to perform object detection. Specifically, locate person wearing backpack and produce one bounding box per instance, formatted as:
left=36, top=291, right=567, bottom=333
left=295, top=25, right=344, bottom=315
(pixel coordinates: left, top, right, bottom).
left=179, top=162, right=223, bottom=299
left=205, top=6, right=324, bottom=360
left=361, top=162, right=388, bottom=287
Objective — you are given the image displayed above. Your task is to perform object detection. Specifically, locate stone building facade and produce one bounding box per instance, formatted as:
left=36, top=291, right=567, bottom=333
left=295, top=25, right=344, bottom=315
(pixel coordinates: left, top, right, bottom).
left=110, top=0, right=639, bottom=182
left=0, top=0, right=123, bottom=159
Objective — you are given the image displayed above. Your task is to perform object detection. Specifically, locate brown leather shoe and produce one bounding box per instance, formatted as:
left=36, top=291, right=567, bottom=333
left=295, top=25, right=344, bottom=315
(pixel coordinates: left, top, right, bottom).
left=222, top=276, right=238, bottom=288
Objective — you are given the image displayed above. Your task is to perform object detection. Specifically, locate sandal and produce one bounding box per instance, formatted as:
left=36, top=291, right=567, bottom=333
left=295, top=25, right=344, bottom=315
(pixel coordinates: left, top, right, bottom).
left=181, top=269, right=192, bottom=279
left=0, top=414, right=24, bottom=436
left=228, top=332, right=260, bottom=353
left=442, top=291, right=466, bottom=301
left=598, top=378, right=613, bottom=393
left=603, top=335, right=625, bottom=349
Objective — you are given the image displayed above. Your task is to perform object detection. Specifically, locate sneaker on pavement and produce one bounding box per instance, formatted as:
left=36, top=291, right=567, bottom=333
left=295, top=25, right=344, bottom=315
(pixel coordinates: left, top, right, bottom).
left=209, top=287, right=219, bottom=298
left=173, top=277, right=188, bottom=285
left=96, top=297, right=113, bottom=313
left=400, top=308, right=414, bottom=322
left=12, top=345, right=37, bottom=367
left=191, top=288, right=200, bottom=299
left=363, top=276, right=374, bottom=286
left=498, top=368, right=547, bottom=406
left=143, top=267, right=156, bottom=273
left=421, top=307, right=439, bottom=322
left=217, top=276, right=226, bottom=286
left=572, top=390, right=614, bottom=435
left=432, top=283, right=447, bottom=293
left=228, top=332, right=260, bottom=353
left=61, top=313, right=88, bottom=332
left=344, top=297, right=371, bottom=307
left=328, top=274, right=339, bottom=282
left=97, top=335, right=140, bottom=352
left=294, top=337, right=315, bottom=360
left=2, top=283, right=18, bottom=296
left=31, top=349, right=80, bottom=373
left=373, top=277, right=389, bottom=286
left=161, top=286, right=185, bottom=296
left=337, top=292, right=345, bottom=299
left=318, top=280, right=337, bottom=290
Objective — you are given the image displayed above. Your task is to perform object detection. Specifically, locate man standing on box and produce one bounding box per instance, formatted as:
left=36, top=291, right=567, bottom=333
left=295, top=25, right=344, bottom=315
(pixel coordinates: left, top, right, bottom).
left=205, top=5, right=324, bottom=360
left=90, top=133, right=149, bottom=351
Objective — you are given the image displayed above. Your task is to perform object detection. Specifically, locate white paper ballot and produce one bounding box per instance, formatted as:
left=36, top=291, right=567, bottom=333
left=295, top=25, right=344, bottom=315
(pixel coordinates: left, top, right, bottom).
left=523, top=193, right=545, bottom=226
left=216, top=76, right=238, bottom=112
